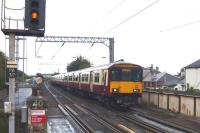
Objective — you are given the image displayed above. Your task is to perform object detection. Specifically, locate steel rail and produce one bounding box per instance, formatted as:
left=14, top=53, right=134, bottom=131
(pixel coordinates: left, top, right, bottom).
left=118, top=113, right=169, bottom=133
left=80, top=105, right=127, bottom=133
left=44, top=82, right=94, bottom=133
left=48, top=83, right=126, bottom=133
left=130, top=108, right=200, bottom=133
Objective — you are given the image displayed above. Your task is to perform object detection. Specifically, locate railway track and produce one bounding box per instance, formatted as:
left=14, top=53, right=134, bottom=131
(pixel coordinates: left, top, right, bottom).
left=79, top=104, right=125, bottom=133
left=129, top=108, right=200, bottom=133
left=44, top=82, right=94, bottom=133
left=44, top=82, right=130, bottom=133
left=118, top=113, right=170, bottom=133
left=58, top=104, right=94, bottom=133
left=46, top=82, right=199, bottom=133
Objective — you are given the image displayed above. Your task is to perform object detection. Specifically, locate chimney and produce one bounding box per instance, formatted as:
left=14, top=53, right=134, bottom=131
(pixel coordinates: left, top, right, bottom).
left=150, top=64, right=153, bottom=70
left=156, top=66, right=159, bottom=71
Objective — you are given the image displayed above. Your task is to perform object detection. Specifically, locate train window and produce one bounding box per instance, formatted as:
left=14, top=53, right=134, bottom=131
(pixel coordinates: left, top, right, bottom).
left=79, top=74, right=81, bottom=81
left=85, top=74, right=89, bottom=82
left=73, top=75, right=76, bottom=81
left=111, top=69, right=121, bottom=81
left=64, top=76, right=68, bottom=81
left=69, top=76, right=72, bottom=81
left=111, top=68, right=142, bottom=82
left=81, top=75, right=84, bottom=81
left=132, top=68, right=142, bottom=82
left=74, top=76, right=77, bottom=81
left=94, top=73, right=100, bottom=83
left=121, top=69, right=132, bottom=81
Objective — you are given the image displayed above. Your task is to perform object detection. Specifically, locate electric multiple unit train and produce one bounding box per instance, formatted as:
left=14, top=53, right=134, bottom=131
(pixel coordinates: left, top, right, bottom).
left=51, top=61, right=143, bottom=107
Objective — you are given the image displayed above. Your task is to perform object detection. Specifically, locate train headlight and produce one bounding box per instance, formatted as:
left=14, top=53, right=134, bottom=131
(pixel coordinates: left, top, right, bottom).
left=133, top=88, right=139, bottom=93
left=112, top=88, right=119, bottom=93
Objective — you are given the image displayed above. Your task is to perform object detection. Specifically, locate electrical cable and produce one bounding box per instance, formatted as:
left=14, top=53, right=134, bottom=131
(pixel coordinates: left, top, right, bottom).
left=97, top=0, right=127, bottom=23
left=104, top=0, right=160, bottom=35
left=35, top=42, right=43, bottom=58
left=160, top=20, right=200, bottom=32
left=51, top=42, right=65, bottom=60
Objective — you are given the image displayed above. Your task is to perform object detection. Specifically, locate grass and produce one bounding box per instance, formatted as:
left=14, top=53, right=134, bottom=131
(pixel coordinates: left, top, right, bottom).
left=0, top=109, right=25, bottom=133
left=0, top=110, right=8, bottom=133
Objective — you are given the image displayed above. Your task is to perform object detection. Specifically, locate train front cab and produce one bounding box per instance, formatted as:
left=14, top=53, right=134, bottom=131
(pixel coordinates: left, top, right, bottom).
left=108, top=64, right=143, bottom=107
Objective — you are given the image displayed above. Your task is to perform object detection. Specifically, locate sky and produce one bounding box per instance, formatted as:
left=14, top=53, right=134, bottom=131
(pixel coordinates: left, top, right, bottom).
left=0, top=0, right=200, bottom=75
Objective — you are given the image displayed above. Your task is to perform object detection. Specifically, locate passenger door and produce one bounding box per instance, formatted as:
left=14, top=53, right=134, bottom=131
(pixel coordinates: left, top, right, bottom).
left=90, top=71, right=94, bottom=92
left=103, top=70, right=107, bottom=92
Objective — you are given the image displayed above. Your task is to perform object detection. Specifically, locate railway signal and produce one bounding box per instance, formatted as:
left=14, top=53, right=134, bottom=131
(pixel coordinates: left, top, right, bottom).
left=25, top=0, right=46, bottom=30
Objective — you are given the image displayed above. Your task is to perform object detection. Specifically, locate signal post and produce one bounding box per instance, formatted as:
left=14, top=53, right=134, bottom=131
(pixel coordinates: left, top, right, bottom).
left=8, top=33, right=16, bottom=133
left=1, top=0, right=46, bottom=132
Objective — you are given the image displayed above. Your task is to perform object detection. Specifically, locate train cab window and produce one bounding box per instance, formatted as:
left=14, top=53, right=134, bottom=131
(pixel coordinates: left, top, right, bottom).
left=111, top=69, right=121, bottom=81
left=121, top=69, right=132, bottom=81
left=132, top=68, right=142, bottom=82
left=111, top=68, right=142, bottom=82
left=94, top=73, right=100, bottom=83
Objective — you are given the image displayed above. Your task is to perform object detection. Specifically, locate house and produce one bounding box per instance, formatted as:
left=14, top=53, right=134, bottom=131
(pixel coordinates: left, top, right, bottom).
left=185, top=59, right=200, bottom=90
left=143, top=65, right=161, bottom=89
left=143, top=65, right=183, bottom=90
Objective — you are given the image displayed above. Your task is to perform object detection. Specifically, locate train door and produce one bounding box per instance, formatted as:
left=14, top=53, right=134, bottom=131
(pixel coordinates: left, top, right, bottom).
left=79, top=73, right=81, bottom=89
left=103, top=70, right=107, bottom=92
left=90, top=71, right=94, bottom=92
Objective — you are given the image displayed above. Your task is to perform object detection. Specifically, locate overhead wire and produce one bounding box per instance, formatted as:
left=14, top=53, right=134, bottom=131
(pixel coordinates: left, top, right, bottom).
left=160, top=20, right=200, bottom=32
left=97, top=0, right=128, bottom=23
left=103, top=0, right=160, bottom=35
left=35, top=41, right=43, bottom=58
left=51, top=42, right=65, bottom=60
left=85, top=0, right=127, bottom=55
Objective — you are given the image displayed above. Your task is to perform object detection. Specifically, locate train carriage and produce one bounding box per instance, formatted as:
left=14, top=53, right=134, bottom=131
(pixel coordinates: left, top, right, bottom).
left=51, top=61, right=143, bottom=107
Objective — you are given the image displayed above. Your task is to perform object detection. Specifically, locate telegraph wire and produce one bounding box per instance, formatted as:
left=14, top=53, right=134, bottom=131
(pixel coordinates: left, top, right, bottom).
left=160, top=20, right=200, bottom=32
left=104, top=0, right=160, bottom=35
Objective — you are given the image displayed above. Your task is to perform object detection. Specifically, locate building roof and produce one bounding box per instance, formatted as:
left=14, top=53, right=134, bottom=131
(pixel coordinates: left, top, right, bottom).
left=143, top=69, right=181, bottom=86
left=185, top=59, right=200, bottom=68
left=157, top=73, right=180, bottom=86
left=143, top=67, right=160, bottom=81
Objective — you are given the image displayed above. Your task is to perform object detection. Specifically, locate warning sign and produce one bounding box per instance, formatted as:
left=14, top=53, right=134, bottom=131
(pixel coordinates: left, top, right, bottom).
left=31, top=110, right=46, bottom=124
left=31, top=115, right=46, bottom=124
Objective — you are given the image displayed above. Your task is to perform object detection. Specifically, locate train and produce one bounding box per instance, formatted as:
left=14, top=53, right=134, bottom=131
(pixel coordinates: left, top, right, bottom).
left=50, top=61, right=143, bottom=107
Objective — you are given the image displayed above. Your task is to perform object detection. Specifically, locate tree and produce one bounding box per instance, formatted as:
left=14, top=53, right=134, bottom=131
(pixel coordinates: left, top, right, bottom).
left=67, top=56, right=92, bottom=72
left=17, top=70, right=30, bottom=82
left=0, top=52, right=7, bottom=90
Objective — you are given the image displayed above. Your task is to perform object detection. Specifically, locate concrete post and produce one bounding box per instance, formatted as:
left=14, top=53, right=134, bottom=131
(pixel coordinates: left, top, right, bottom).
left=9, top=33, right=15, bottom=133
left=109, top=38, right=114, bottom=63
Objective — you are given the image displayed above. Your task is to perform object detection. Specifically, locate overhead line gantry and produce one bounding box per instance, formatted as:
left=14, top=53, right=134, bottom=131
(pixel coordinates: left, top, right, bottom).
left=35, top=36, right=114, bottom=63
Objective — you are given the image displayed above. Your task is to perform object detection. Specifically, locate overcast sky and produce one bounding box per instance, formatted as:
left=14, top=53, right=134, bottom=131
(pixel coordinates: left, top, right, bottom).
left=0, top=0, right=200, bottom=75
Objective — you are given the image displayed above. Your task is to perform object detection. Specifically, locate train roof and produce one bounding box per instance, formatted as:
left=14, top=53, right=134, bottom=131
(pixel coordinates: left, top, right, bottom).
left=67, top=61, right=142, bottom=74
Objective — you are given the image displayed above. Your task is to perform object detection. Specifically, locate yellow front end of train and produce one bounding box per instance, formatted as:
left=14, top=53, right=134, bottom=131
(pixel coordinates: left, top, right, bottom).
left=107, top=64, right=143, bottom=106
left=110, top=81, right=142, bottom=94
